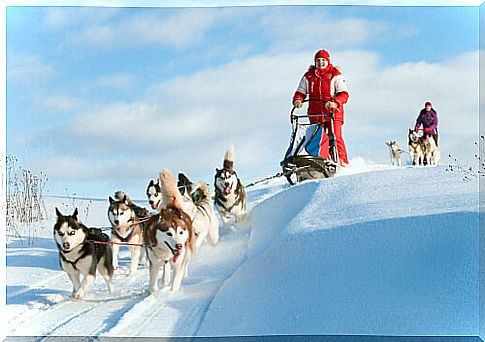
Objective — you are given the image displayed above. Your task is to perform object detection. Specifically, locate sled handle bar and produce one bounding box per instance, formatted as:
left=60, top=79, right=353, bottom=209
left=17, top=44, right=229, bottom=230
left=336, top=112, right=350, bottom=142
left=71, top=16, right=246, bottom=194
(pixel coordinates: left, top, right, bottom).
left=291, top=99, right=334, bottom=123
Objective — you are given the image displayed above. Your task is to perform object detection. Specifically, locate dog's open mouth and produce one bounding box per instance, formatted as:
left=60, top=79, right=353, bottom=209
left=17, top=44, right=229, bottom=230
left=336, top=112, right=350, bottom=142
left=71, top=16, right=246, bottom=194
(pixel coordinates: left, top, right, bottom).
left=164, top=241, right=183, bottom=263
left=151, top=200, right=161, bottom=210
left=223, top=185, right=232, bottom=196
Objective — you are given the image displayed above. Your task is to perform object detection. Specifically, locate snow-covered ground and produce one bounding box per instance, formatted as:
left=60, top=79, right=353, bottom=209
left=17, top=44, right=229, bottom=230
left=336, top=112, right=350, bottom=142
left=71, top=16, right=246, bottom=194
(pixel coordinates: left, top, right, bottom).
left=5, top=159, right=481, bottom=338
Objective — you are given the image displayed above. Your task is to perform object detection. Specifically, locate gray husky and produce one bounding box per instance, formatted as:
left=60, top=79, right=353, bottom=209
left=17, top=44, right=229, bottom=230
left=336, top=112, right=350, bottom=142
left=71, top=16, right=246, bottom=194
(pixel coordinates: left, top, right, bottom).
left=108, top=191, right=148, bottom=276
left=53, top=208, right=114, bottom=300
left=385, top=140, right=405, bottom=166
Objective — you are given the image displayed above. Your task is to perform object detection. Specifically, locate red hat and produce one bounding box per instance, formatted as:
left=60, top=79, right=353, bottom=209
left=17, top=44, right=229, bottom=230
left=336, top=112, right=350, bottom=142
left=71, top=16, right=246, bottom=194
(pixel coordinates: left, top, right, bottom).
left=314, top=49, right=330, bottom=62
left=425, top=101, right=432, bottom=107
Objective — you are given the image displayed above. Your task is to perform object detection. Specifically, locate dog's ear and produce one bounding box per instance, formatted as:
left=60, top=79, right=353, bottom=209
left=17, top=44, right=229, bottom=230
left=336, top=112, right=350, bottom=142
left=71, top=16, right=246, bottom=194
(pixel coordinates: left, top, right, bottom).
left=72, top=208, right=79, bottom=220
left=148, top=179, right=154, bottom=187
left=121, top=195, right=129, bottom=205
left=178, top=172, right=192, bottom=185
left=109, top=196, right=115, bottom=204
left=385, top=141, right=390, bottom=146
left=55, top=207, right=62, bottom=218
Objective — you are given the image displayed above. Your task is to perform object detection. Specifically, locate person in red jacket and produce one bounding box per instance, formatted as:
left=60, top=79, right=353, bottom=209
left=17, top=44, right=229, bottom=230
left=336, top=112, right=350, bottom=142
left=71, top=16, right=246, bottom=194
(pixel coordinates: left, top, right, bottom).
left=293, top=49, right=349, bottom=165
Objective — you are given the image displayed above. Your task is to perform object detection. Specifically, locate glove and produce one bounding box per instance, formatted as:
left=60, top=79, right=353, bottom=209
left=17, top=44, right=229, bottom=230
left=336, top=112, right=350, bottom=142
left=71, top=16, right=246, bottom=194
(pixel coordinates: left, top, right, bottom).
left=415, top=127, right=419, bottom=133
left=293, top=100, right=303, bottom=108
left=424, top=127, right=433, bottom=134
left=325, top=101, right=338, bottom=110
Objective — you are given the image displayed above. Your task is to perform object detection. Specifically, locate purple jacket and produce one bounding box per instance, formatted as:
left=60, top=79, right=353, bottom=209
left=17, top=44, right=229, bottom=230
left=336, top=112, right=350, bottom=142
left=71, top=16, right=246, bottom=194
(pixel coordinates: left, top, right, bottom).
left=415, top=108, right=438, bottom=132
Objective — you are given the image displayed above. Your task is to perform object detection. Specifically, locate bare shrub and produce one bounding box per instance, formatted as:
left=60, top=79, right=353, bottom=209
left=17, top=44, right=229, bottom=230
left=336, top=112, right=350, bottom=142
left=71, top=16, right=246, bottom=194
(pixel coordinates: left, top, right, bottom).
left=58, top=188, right=92, bottom=223
left=6, top=156, right=48, bottom=244
left=446, top=135, right=484, bottom=181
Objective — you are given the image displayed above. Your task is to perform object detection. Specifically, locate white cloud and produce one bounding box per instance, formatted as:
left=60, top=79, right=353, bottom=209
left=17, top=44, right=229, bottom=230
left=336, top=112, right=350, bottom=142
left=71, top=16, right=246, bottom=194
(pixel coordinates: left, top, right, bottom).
left=27, top=48, right=479, bottom=189
left=43, top=7, right=120, bottom=30
left=259, top=10, right=387, bottom=51
left=95, top=73, right=138, bottom=90
left=7, top=53, right=56, bottom=85
left=57, top=8, right=220, bottom=50
left=33, top=94, right=81, bottom=113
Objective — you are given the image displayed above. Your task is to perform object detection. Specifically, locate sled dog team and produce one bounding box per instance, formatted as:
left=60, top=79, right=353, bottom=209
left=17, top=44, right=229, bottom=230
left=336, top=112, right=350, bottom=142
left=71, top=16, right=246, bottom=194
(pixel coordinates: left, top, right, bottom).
left=53, top=147, right=248, bottom=300
left=386, top=130, right=440, bottom=167
left=386, top=101, right=440, bottom=167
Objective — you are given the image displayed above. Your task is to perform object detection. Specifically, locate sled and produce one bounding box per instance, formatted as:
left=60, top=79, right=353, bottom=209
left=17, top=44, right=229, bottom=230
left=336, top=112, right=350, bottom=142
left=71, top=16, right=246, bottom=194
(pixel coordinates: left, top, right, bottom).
left=280, top=99, right=339, bottom=185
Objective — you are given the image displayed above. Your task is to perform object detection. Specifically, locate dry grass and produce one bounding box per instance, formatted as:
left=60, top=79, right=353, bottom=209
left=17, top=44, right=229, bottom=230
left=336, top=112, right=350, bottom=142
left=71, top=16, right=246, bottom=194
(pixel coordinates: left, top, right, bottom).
left=6, top=156, right=48, bottom=244
left=446, top=135, right=484, bottom=182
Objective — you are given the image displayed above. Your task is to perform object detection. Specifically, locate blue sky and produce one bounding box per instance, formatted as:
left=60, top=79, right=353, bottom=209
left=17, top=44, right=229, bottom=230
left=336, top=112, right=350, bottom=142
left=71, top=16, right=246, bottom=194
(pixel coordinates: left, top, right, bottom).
left=6, top=1, right=480, bottom=199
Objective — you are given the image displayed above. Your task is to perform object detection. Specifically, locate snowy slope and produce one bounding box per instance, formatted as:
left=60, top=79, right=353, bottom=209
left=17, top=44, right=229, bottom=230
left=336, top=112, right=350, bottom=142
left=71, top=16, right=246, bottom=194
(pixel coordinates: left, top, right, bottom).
left=5, top=159, right=480, bottom=338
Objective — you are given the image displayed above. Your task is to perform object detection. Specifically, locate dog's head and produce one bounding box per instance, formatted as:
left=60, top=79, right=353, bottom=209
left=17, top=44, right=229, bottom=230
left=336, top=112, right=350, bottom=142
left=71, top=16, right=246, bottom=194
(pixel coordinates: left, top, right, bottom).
left=144, top=206, right=193, bottom=259
left=53, top=208, right=88, bottom=252
left=146, top=179, right=162, bottom=210
left=215, top=168, right=239, bottom=196
left=108, top=195, right=136, bottom=227
left=408, top=129, right=421, bottom=143
left=177, top=172, right=194, bottom=200
left=177, top=172, right=206, bottom=204
left=386, top=140, right=399, bottom=151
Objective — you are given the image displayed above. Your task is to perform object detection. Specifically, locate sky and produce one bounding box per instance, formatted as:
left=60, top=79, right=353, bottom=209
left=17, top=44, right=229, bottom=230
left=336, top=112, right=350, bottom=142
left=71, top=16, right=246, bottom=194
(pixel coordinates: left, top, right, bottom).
left=5, top=1, right=481, bottom=199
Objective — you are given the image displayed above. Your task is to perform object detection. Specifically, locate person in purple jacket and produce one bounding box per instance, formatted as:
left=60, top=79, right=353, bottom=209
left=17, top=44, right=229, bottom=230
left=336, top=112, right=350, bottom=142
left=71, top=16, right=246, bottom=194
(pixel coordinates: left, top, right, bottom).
left=415, top=101, right=439, bottom=146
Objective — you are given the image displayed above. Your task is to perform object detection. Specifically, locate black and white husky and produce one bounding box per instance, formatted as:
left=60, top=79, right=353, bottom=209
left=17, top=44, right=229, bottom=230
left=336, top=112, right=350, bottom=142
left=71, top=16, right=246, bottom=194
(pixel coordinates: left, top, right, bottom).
left=176, top=172, right=219, bottom=253
left=144, top=170, right=195, bottom=293
left=408, top=129, right=424, bottom=166
left=146, top=179, right=162, bottom=211
left=108, top=191, right=148, bottom=276
left=214, top=146, right=248, bottom=226
left=53, top=208, right=114, bottom=300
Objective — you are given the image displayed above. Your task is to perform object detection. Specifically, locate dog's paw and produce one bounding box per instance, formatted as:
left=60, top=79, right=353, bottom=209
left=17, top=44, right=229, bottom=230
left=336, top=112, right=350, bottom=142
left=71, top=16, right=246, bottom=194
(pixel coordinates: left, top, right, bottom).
left=149, top=286, right=159, bottom=294
left=70, top=291, right=84, bottom=301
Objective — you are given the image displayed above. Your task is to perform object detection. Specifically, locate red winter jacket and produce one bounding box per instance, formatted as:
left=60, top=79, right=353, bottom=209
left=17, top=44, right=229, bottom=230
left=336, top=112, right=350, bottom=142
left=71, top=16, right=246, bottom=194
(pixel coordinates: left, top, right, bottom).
left=293, top=65, right=349, bottom=123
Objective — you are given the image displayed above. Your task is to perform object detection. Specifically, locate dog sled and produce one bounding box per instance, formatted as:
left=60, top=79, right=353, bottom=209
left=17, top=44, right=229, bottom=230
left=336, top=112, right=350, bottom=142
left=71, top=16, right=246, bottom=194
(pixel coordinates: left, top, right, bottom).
left=280, top=99, right=339, bottom=185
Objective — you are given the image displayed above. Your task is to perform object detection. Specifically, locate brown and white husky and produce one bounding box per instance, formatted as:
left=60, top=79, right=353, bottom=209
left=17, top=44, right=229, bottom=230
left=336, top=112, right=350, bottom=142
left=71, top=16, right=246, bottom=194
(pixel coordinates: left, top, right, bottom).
left=144, top=170, right=195, bottom=293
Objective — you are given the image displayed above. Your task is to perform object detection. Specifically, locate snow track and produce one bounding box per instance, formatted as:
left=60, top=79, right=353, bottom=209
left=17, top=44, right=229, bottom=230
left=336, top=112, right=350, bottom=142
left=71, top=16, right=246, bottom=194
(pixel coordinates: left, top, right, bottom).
left=7, top=179, right=285, bottom=338
left=7, top=162, right=480, bottom=337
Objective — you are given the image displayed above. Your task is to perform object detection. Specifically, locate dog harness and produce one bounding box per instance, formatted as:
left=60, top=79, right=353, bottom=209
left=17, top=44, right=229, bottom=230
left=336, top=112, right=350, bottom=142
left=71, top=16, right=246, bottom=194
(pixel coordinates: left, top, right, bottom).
left=60, top=250, right=86, bottom=270
left=112, top=222, right=139, bottom=243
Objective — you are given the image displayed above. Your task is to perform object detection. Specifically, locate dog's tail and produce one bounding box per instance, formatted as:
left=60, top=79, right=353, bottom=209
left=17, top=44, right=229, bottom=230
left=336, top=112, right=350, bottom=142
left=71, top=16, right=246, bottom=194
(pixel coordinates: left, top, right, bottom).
left=195, top=181, right=210, bottom=203
left=197, top=181, right=219, bottom=245
left=114, top=190, right=149, bottom=218
left=159, top=169, right=185, bottom=210
left=114, top=190, right=130, bottom=203
left=223, top=145, right=235, bottom=170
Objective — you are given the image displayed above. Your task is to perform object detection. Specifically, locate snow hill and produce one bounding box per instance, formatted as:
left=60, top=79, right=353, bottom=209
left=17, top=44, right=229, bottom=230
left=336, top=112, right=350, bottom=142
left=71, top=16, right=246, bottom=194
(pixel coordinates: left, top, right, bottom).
left=5, top=159, right=481, bottom=338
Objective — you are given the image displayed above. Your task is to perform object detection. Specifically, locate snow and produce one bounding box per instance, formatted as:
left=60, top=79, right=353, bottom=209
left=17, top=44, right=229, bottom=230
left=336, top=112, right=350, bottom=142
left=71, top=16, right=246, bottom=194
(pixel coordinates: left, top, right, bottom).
left=5, top=159, right=481, bottom=338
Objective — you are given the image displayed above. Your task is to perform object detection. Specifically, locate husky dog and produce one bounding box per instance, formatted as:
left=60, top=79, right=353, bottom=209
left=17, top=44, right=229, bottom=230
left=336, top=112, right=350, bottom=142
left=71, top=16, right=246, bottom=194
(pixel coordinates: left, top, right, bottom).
left=408, top=129, right=424, bottom=166
left=108, top=191, right=148, bottom=275
left=176, top=172, right=219, bottom=253
left=146, top=179, right=162, bottom=211
left=144, top=170, right=195, bottom=293
left=54, top=208, right=114, bottom=300
left=424, top=134, right=440, bottom=165
left=214, top=146, right=248, bottom=226
left=385, top=140, right=404, bottom=166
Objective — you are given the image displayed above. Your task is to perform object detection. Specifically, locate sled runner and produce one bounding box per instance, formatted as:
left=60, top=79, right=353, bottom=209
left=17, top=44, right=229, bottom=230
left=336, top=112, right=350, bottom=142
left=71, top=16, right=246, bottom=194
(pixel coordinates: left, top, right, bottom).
left=280, top=99, right=339, bottom=185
